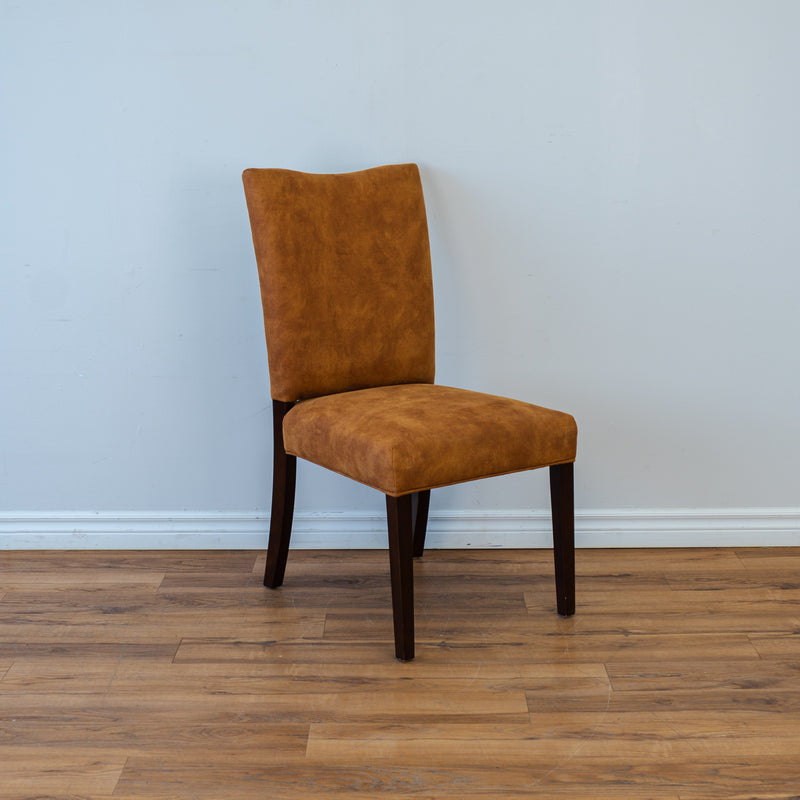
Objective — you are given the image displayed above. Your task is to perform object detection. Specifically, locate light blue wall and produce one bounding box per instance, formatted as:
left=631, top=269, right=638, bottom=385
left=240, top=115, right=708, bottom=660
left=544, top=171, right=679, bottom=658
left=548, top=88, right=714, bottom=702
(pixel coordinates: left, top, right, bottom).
left=2, top=1, right=799, bottom=520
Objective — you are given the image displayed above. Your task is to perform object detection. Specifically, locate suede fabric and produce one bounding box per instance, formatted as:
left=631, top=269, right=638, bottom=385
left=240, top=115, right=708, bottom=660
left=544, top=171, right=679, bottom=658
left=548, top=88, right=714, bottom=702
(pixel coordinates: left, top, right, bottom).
left=243, top=164, right=436, bottom=402
left=283, top=384, right=577, bottom=497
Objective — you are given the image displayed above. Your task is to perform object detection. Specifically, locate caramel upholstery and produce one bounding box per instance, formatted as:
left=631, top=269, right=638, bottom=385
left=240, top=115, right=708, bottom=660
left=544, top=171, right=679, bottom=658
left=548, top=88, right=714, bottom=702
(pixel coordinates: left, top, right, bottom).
left=284, top=383, right=577, bottom=496
left=242, top=164, right=435, bottom=402
left=243, top=163, right=577, bottom=661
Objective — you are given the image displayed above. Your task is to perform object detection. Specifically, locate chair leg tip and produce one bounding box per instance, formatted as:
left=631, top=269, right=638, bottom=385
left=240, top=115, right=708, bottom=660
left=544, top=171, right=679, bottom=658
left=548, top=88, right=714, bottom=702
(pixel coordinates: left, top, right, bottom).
left=395, top=644, right=415, bottom=661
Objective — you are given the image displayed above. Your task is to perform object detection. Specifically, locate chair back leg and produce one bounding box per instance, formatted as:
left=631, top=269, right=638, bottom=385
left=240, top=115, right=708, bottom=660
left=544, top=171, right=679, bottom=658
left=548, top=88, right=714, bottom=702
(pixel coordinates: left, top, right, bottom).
left=549, top=462, right=575, bottom=616
left=264, top=400, right=297, bottom=589
left=386, top=494, right=416, bottom=661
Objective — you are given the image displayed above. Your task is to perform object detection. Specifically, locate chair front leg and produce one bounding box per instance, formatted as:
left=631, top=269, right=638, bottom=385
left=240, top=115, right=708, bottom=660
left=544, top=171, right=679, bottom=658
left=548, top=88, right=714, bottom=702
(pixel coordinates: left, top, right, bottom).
left=386, top=493, right=415, bottom=661
left=549, top=462, right=575, bottom=617
left=264, top=399, right=297, bottom=589
left=411, top=490, right=431, bottom=558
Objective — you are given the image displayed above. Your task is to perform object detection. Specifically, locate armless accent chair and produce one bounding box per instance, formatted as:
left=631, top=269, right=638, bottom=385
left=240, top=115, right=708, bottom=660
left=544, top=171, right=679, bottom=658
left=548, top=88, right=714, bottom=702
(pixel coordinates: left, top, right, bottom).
left=242, top=163, right=577, bottom=661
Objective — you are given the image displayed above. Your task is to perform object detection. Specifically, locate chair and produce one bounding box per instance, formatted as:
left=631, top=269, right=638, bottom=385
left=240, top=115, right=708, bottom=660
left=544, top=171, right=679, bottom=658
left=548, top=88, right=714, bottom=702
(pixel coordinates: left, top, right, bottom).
left=242, top=163, right=577, bottom=661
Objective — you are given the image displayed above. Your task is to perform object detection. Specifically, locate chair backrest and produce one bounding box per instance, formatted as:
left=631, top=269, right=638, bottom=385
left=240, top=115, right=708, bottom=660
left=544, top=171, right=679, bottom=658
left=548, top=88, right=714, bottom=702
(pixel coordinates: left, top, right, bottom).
left=243, top=163, right=436, bottom=402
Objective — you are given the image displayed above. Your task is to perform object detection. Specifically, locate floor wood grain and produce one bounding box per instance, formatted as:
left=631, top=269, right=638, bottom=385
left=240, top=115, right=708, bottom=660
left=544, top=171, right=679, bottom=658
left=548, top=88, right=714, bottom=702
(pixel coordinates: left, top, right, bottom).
left=1, top=547, right=799, bottom=798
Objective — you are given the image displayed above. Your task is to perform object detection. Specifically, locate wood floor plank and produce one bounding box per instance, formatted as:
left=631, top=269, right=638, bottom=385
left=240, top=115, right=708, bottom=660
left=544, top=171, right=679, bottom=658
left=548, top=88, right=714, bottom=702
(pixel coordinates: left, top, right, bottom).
left=0, top=641, right=178, bottom=661
left=664, top=572, right=800, bottom=591
left=0, top=620, right=324, bottom=645
left=2, top=659, right=127, bottom=693
left=307, top=713, right=800, bottom=765
left=97, top=685, right=531, bottom=718
left=277, top=661, right=610, bottom=681
left=173, top=633, right=761, bottom=665
left=310, top=711, right=800, bottom=747
left=734, top=549, right=800, bottom=572
left=158, top=581, right=531, bottom=614
left=111, top=760, right=686, bottom=798
left=158, top=571, right=270, bottom=589
left=0, top=549, right=258, bottom=572
left=321, top=613, right=763, bottom=662
left=0, top=662, right=531, bottom=720
left=0, top=605, right=326, bottom=644
left=0, top=569, right=165, bottom=592
left=0, top=747, right=126, bottom=796
left=115, top=757, right=799, bottom=798
left=0, top=593, right=329, bottom=626
left=306, top=733, right=736, bottom=763
left=606, top=659, right=800, bottom=691
left=574, top=585, right=800, bottom=606
left=523, top=604, right=800, bottom=634
left=0, top=713, right=309, bottom=750
left=748, top=631, right=800, bottom=658
left=173, top=637, right=603, bottom=666
left=527, top=685, right=800, bottom=714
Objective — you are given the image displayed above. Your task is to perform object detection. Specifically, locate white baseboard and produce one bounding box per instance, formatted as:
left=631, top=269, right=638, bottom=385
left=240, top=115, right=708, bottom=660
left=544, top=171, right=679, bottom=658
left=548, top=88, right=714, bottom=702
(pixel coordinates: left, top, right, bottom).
left=1, top=508, right=799, bottom=549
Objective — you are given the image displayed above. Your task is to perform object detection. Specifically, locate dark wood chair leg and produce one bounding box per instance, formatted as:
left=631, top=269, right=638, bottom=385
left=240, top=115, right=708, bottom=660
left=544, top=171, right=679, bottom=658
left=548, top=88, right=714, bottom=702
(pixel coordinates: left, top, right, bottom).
left=411, top=489, right=431, bottom=558
left=549, top=462, right=575, bottom=617
left=386, top=494, right=415, bottom=661
left=264, top=400, right=297, bottom=589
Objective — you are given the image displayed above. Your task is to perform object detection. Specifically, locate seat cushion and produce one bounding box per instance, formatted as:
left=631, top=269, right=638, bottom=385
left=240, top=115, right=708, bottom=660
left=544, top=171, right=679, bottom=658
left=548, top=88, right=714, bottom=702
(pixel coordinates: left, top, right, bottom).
left=282, top=384, right=577, bottom=496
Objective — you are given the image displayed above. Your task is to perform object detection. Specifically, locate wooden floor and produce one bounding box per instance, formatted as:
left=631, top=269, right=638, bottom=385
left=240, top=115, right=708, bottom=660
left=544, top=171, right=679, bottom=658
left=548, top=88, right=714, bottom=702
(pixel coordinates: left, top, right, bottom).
left=1, top=547, right=799, bottom=799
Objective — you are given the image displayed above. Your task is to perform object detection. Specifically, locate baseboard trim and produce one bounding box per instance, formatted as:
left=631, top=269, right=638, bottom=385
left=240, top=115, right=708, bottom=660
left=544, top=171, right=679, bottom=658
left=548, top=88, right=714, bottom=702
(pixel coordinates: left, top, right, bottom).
left=1, top=508, right=799, bottom=549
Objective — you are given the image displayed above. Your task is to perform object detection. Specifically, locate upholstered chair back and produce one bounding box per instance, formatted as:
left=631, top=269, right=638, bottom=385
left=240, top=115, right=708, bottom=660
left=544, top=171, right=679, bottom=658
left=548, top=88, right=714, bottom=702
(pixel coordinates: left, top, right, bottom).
left=243, top=164, right=436, bottom=402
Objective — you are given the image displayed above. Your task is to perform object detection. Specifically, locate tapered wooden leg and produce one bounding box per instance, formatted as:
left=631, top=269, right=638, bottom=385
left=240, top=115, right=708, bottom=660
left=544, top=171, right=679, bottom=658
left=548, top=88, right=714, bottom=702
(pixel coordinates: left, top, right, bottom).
left=411, top=490, right=431, bottom=558
left=386, top=494, right=415, bottom=661
left=549, top=462, right=575, bottom=617
left=264, top=400, right=297, bottom=589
